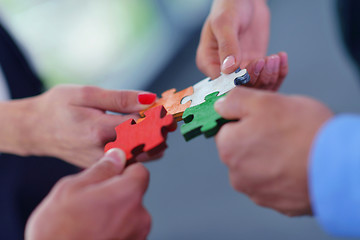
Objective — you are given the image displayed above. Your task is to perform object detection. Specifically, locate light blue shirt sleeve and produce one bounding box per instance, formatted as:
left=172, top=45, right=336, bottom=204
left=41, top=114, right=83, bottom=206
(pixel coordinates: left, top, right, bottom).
left=310, top=114, right=360, bottom=236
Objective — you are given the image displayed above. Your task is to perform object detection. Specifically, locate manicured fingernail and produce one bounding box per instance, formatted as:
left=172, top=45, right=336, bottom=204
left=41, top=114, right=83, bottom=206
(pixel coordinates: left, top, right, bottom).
left=265, top=56, right=276, bottom=73
left=138, top=93, right=157, bottom=105
left=221, top=56, right=235, bottom=71
left=254, top=59, right=265, bottom=75
left=102, top=148, right=126, bottom=167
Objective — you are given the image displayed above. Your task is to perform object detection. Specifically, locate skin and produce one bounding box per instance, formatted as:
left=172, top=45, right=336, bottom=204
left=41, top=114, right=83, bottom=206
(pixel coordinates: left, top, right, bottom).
left=0, top=85, right=154, bottom=168
left=214, top=87, right=334, bottom=216
left=197, top=0, right=286, bottom=89
left=25, top=148, right=151, bottom=240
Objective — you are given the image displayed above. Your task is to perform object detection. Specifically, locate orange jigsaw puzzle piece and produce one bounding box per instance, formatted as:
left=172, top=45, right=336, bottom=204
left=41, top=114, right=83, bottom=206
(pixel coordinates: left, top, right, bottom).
left=105, top=105, right=177, bottom=161
left=139, top=87, right=193, bottom=122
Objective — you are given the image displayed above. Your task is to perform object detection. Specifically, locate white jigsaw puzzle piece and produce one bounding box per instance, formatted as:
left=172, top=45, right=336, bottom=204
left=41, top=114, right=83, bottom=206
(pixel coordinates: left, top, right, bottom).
left=181, top=69, right=248, bottom=107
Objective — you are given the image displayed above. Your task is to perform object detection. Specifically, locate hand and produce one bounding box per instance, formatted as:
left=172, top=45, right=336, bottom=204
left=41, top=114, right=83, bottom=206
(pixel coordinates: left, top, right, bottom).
left=214, top=87, right=334, bottom=216
left=197, top=0, right=270, bottom=78
left=25, top=149, right=151, bottom=240
left=23, top=85, right=156, bottom=167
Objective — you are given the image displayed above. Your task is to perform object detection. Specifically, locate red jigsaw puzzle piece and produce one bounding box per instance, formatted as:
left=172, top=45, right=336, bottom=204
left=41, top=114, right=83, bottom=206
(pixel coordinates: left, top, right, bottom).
left=104, top=105, right=177, bottom=161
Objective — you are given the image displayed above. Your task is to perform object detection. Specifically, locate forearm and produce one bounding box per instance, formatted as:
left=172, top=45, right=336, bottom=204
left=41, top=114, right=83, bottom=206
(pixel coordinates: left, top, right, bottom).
left=0, top=98, right=37, bottom=156
left=310, top=114, right=360, bottom=236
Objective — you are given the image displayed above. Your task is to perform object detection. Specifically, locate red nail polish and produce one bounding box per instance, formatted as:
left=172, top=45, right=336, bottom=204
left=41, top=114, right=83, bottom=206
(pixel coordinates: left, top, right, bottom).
left=138, top=93, right=157, bottom=105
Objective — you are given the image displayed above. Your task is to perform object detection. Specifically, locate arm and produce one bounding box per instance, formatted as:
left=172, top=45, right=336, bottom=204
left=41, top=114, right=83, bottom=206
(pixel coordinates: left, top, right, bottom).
left=0, top=85, right=156, bottom=167
left=310, top=115, right=360, bottom=236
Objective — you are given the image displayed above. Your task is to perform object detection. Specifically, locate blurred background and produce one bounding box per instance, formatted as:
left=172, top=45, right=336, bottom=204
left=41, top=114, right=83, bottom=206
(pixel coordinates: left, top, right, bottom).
left=1, top=0, right=360, bottom=239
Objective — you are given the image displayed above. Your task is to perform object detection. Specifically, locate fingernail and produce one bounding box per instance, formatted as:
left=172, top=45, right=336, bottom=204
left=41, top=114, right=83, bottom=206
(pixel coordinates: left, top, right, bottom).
left=265, top=56, right=276, bottom=73
left=138, top=93, right=157, bottom=105
left=102, top=148, right=126, bottom=167
left=254, top=59, right=265, bottom=75
left=274, top=56, right=280, bottom=72
left=221, top=56, right=235, bottom=71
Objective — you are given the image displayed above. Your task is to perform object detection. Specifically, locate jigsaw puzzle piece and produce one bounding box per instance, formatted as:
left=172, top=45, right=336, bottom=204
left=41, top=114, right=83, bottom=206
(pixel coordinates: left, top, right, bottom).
left=181, top=68, right=249, bottom=107
left=105, top=105, right=177, bottom=161
left=139, top=87, right=193, bottom=122
left=181, top=92, right=231, bottom=141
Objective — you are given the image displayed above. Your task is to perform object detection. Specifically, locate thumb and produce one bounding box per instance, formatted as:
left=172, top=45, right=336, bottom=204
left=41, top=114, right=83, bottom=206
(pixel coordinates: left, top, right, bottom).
left=74, top=86, right=157, bottom=113
left=213, top=26, right=241, bottom=74
left=215, top=87, right=258, bottom=119
left=73, top=149, right=127, bottom=187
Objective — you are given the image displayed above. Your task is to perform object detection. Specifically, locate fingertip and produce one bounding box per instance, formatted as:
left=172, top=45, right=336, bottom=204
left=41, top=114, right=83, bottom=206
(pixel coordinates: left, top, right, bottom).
left=254, top=59, right=265, bottom=76
left=274, top=55, right=280, bottom=72
left=101, top=148, right=126, bottom=171
left=265, top=55, right=276, bottom=73
left=278, top=51, right=288, bottom=64
left=214, top=96, right=227, bottom=115
left=125, top=163, right=150, bottom=192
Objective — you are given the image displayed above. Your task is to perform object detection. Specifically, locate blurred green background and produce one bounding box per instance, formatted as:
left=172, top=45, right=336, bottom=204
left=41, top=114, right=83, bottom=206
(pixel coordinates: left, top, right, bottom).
left=0, top=0, right=211, bottom=89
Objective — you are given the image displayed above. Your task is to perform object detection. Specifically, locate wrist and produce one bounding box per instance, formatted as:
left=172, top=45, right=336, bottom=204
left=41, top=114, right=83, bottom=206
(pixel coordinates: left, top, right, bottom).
left=20, top=96, right=44, bottom=156
left=0, top=97, right=42, bottom=156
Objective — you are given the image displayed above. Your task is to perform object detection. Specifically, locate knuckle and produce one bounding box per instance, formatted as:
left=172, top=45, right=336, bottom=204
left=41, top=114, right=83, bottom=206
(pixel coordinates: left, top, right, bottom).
left=92, top=127, right=108, bottom=144
left=229, top=174, right=246, bottom=193
left=94, top=160, right=117, bottom=176
left=254, top=92, right=277, bottom=105
left=218, top=40, right=233, bottom=54
left=211, top=11, right=232, bottom=30
left=115, top=92, right=130, bottom=110
left=195, top=52, right=206, bottom=73
left=54, top=175, right=76, bottom=193
left=79, top=86, right=99, bottom=103
left=139, top=166, right=150, bottom=183
left=250, top=196, right=267, bottom=207
left=216, top=126, right=233, bottom=166
left=128, top=183, right=146, bottom=202
left=141, top=210, right=152, bottom=238
left=47, top=85, right=72, bottom=98
left=130, top=164, right=150, bottom=184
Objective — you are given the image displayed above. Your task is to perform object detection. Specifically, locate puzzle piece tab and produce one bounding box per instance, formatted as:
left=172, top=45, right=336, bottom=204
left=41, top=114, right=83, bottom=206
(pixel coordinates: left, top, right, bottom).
left=181, top=68, right=249, bottom=108
left=105, top=105, right=177, bottom=161
left=181, top=92, right=231, bottom=141
left=139, top=87, right=193, bottom=122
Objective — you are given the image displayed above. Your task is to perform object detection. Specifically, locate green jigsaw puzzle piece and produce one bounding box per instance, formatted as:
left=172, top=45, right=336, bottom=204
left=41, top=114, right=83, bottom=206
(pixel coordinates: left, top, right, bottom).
left=181, top=92, right=231, bottom=141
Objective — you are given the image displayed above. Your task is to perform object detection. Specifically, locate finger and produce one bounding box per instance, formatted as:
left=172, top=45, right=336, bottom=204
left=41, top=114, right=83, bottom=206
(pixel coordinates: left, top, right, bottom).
left=266, top=55, right=280, bottom=90
left=212, top=24, right=241, bottom=74
left=244, top=59, right=265, bottom=87
left=196, top=20, right=222, bottom=79
left=102, top=113, right=138, bottom=134
left=122, top=163, right=150, bottom=195
left=214, top=87, right=262, bottom=119
left=90, top=163, right=150, bottom=200
left=254, top=55, right=279, bottom=89
left=72, top=149, right=127, bottom=188
left=74, top=86, right=156, bottom=113
left=273, top=52, right=289, bottom=91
